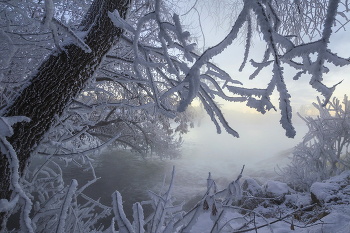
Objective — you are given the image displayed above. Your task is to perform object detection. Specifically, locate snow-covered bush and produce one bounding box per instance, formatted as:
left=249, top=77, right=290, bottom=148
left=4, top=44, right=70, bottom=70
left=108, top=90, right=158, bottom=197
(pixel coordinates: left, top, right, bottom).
left=109, top=166, right=246, bottom=233
left=110, top=167, right=343, bottom=233
left=280, top=95, right=350, bottom=191
left=1, top=117, right=111, bottom=232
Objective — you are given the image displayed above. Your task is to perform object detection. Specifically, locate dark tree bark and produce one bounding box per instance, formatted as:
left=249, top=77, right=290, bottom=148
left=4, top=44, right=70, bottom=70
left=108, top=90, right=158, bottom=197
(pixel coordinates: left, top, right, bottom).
left=0, top=0, right=131, bottom=228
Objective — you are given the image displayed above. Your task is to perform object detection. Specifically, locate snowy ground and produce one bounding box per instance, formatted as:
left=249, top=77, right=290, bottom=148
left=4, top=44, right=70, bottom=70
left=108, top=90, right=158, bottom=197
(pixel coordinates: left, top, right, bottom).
left=106, top=163, right=350, bottom=233
left=190, top=205, right=350, bottom=233
left=183, top=170, right=350, bottom=233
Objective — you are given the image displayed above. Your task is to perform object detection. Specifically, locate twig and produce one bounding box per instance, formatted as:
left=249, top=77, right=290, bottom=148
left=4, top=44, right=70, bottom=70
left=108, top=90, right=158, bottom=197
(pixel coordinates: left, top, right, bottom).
left=229, top=204, right=317, bottom=233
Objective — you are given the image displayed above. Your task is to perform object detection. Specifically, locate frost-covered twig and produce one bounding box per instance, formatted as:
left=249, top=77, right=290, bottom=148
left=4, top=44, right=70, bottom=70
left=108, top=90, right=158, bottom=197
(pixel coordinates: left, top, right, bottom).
left=0, top=116, right=33, bottom=232
left=228, top=204, right=317, bottom=233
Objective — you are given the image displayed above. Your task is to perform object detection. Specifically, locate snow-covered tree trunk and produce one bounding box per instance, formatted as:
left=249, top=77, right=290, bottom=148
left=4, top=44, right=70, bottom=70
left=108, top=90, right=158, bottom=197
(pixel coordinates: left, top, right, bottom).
left=0, top=0, right=131, bottom=227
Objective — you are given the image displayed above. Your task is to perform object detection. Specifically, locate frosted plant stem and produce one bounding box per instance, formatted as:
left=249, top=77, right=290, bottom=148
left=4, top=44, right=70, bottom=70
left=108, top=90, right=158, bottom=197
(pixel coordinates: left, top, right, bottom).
left=56, top=179, right=78, bottom=233
left=0, top=135, right=33, bottom=232
left=222, top=206, right=274, bottom=233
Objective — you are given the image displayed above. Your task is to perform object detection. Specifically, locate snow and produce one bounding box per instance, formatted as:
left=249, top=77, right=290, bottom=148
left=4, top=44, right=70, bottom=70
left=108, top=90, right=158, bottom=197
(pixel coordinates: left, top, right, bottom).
left=43, top=0, right=54, bottom=29
left=0, top=116, right=33, bottom=232
left=112, top=191, right=134, bottom=233
left=0, top=117, right=13, bottom=137
left=0, top=194, right=19, bottom=212
left=53, top=18, right=92, bottom=53
left=242, top=177, right=263, bottom=197
left=284, top=193, right=312, bottom=208
left=0, top=116, right=30, bottom=137
left=2, top=0, right=350, bottom=231
left=263, top=180, right=293, bottom=198
left=310, top=170, right=350, bottom=205
left=109, top=10, right=136, bottom=34
left=180, top=172, right=350, bottom=233
left=56, top=179, right=78, bottom=233
left=310, top=182, right=340, bottom=203
left=132, top=202, right=145, bottom=233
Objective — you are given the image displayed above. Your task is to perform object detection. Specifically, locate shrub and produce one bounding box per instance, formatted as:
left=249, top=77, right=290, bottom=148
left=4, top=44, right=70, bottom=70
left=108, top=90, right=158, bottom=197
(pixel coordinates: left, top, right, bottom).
left=279, top=95, right=350, bottom=191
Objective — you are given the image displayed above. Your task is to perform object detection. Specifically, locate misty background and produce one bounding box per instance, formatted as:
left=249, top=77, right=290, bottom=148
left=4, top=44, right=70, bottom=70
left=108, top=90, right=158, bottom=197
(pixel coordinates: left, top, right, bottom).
left=34, top=107, right=309, bottom=225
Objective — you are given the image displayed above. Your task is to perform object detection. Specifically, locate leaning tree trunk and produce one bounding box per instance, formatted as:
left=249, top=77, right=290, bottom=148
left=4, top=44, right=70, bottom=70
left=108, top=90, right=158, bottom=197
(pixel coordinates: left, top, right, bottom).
left=0, top=0, right=131, bottom=228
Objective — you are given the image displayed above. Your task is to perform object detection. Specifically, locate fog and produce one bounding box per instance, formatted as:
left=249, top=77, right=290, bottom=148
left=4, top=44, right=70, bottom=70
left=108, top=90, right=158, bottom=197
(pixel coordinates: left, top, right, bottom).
left=180, top=110, right=306, bottom=167
left=42, top=109, right=308, bottom=225
left=166, top=109, right=308, bottom=199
